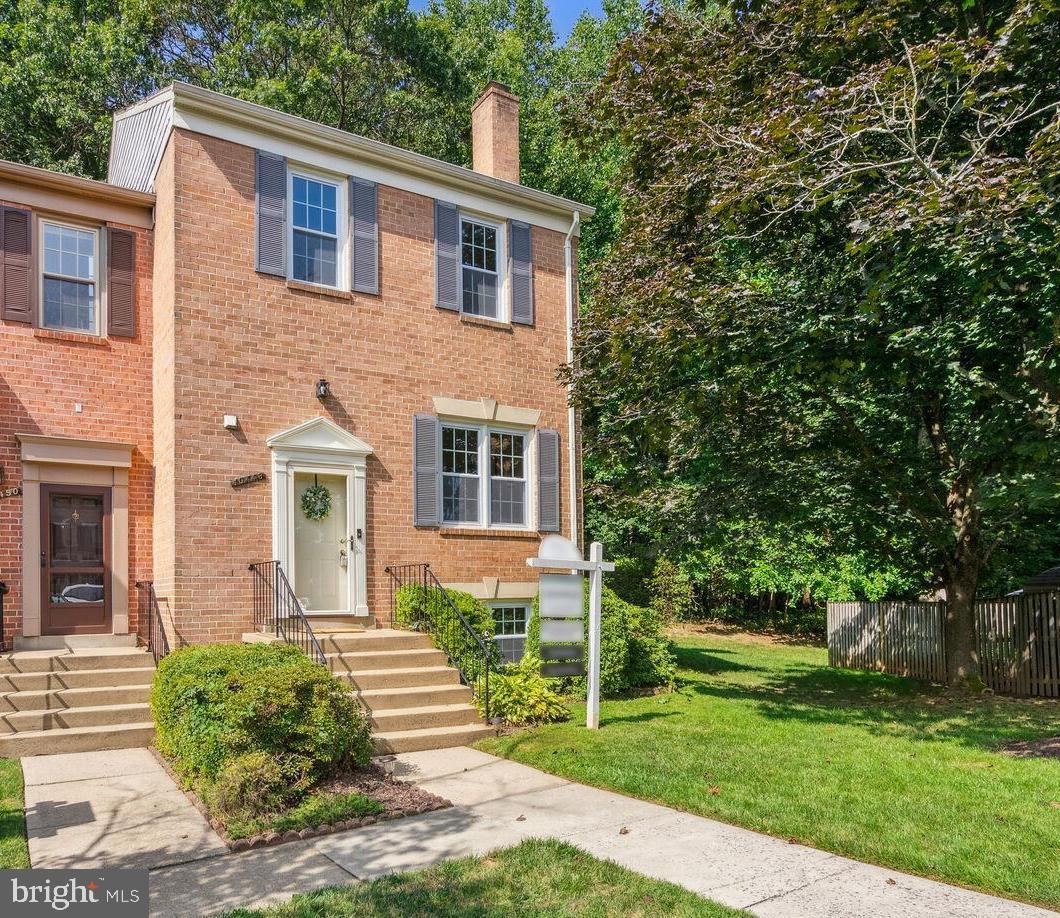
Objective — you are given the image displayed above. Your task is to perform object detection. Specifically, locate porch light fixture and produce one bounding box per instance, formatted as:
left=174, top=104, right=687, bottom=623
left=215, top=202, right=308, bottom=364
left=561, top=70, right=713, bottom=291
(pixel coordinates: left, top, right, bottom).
left=315, top=379, right=330, bottom=401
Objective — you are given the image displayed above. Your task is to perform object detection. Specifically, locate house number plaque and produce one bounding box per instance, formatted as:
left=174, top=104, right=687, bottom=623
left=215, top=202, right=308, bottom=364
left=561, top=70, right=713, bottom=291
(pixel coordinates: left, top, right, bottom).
left=231, top=472, right=267, bottom=489
left=0, top=485, right=21, bottom=499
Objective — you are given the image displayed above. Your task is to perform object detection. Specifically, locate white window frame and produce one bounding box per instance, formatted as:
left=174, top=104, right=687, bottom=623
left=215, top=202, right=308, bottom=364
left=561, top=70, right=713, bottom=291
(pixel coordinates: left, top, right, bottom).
left=38, top=218, right=103, bottom=336
left=287, top=166, right=347, bottom=291
left=490, top=601, right=530, bottom=663
left=439, top=421, right=533, bottom=530
left=459, top=212, right=508, bottom=322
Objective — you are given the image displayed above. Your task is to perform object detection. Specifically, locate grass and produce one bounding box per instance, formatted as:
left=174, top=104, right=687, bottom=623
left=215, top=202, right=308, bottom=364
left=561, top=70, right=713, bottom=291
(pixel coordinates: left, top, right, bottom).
left=0, top=758, right=28, bottom=868
left=218, top=837, right=747, bottom=917
left=225, top=790, right=384, bottom=840
left=480, top=631, right=1060, bottom=908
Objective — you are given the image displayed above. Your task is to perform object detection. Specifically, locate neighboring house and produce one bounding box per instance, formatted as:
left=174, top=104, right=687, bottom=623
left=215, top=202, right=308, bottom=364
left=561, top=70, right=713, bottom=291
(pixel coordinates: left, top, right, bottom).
left=0, top=81, right=591, bottom=663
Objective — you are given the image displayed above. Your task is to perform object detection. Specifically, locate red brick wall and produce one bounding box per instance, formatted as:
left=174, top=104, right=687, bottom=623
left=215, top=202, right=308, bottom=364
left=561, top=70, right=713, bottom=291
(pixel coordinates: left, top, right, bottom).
left=0, top=205, right=154, bottom=643
left=158, top=128, right=577, bottom=641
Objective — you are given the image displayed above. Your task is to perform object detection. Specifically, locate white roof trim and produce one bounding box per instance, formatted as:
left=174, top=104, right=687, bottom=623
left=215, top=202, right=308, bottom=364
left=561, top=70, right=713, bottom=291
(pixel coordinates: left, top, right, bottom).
left=266, top=417, right=374, bottom=457
left=108, top=83, right=594, bottom=231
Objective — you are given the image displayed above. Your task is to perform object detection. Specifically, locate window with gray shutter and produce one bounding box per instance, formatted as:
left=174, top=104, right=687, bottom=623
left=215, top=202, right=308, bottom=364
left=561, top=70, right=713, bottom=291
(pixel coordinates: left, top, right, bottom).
left=256, top=150, right=287, bottom=276
left=107, top=228, right=136, bottom=336
left=413, top=414, right=441, bottom=526
left=510, top=220, right=533, bottom=325
left=537, top=428, right=560, bottom=532
left=1, top=206, right=33, bottom=323
left=435, top=200, right=460, bottom=310
left=350, top=177, right=379, bottom=294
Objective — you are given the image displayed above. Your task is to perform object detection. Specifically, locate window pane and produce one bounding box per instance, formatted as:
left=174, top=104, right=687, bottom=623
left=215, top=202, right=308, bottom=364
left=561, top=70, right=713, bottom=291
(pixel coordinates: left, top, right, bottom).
left=292, top=176, right=338, bottom=242
left=293, top=230, right=337, bottom=286
left=490, top=433, right=524, bottom=478
left=492, top=605, right=529, bottom=662
left=462, top=268, right=498, bottom=317
left=43, top=224, right=95, bottom=280
left=490, top=477, right=525, bottom=526
left=443, top=475, right=479, bottom=523
left=42, top=278, right=96, bottom=333
left=442, top=426, right=478, bottom=475
left=49, top=573, right=104, bottom=605
left=49, top=493, right=104, bottom=564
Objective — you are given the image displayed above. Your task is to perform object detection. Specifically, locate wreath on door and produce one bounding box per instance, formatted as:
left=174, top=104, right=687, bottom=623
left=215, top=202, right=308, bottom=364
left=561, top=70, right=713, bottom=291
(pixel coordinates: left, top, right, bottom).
left=301, top=479, right=332, bottom=521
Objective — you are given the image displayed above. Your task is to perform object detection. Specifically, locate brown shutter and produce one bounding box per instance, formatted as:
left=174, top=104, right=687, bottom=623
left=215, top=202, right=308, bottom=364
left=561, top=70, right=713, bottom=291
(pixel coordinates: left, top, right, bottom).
left=1, top=206, right=34, bottom=323
left=107, top=227, right=136, bottom=337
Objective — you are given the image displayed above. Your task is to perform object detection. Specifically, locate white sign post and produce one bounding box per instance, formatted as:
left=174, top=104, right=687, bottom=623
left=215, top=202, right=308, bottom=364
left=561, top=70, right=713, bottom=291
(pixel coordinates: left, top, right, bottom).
left=528, top=535, right=614, bottom=729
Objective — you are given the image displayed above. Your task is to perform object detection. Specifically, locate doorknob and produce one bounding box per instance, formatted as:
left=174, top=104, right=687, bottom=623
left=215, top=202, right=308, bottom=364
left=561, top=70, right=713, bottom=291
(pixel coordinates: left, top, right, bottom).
left=356, top=529, right=363, bottom=540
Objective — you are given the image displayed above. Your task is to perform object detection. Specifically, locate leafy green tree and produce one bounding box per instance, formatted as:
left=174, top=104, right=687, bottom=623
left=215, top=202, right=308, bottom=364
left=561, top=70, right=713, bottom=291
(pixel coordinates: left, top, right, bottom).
left=576, top=0, right=1060, bottom=683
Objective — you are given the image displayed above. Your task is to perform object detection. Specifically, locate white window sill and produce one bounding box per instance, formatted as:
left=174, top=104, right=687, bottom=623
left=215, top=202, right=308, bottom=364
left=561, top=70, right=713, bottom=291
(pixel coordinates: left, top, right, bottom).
left=459, top=313, right=512, bottom=331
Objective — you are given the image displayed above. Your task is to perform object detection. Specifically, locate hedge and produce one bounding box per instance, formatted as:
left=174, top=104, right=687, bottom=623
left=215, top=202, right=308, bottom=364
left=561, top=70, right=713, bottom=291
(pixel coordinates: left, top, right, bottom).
left=151, top=642, right=373, bottom=788
left=527, top=585, right=676, bottom=695
left=395, top=584, right=499, bottom=682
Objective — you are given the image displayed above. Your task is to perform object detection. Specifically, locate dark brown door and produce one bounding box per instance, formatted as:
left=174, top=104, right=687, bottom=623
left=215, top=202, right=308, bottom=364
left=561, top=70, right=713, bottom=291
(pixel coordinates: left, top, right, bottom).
left=41, top=485, right=111, bottom=635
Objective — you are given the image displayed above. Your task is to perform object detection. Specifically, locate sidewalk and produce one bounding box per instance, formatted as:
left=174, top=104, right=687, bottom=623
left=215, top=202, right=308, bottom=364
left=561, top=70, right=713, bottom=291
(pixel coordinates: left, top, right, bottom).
left=148, top=747, right=1054, bottom=918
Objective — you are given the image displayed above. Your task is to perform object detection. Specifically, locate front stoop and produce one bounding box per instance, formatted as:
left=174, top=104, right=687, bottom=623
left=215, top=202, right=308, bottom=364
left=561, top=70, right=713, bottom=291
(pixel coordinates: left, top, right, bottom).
left=318, top=629, right=495, bottom=754
left=0, top=647, right=155, bottom=757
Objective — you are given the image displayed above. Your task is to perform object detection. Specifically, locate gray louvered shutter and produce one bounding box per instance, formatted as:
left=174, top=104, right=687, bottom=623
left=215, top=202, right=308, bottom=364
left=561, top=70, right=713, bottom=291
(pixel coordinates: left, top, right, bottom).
left=255, top=150, right=287, bottom=276
left=107, top=228, right=136, bottom=337
left=350, top=177, right=379, bottom=294
left=537, top=428, right=560, bottom=532
left=510, top=220, right=533, bottom=325
left=413, top=414, right=441, bottom=526
left=435, top=200, right=460, bottom=311
left=1, top=206, right=33, bottom=323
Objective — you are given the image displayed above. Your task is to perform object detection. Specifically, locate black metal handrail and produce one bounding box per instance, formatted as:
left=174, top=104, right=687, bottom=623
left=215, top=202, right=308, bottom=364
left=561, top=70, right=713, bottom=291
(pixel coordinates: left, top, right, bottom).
left=249, top=561, right=328, bottom=667
left=385, top=562, right=498, bottom=721
left=134, top=580, right=171, bottom=664
left=0, top=581, right=8, bottom=652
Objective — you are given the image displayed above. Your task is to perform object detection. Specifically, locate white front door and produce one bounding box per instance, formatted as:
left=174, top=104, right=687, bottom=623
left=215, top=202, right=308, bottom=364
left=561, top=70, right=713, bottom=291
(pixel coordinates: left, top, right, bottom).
left=292, top=472, right=350, bottom=613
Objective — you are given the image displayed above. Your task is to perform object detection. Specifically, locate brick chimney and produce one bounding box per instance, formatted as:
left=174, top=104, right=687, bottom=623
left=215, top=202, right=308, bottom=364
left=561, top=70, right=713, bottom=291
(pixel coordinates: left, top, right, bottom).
left=471, top=82, right=520, bottom=184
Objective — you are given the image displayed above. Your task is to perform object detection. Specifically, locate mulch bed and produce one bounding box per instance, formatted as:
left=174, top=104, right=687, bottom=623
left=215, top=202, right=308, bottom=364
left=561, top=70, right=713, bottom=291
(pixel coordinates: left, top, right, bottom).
left=1002, top=736, right=1060, bottom=759
left=151, top=749, right=451, bottom=852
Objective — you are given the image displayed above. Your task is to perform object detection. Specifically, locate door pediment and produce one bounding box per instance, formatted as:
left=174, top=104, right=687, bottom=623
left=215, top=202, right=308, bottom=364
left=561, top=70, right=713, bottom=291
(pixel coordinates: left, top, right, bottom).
left=266, top=417, right=373, bottom=457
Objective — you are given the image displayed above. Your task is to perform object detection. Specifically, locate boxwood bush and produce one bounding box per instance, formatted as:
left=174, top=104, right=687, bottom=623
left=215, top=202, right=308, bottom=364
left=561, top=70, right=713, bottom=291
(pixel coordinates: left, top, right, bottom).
left=395, top=584, right=498, bottom=681
left=151, top=642, right=373, bottom=791
left=527, top=586, right=676, bottom=695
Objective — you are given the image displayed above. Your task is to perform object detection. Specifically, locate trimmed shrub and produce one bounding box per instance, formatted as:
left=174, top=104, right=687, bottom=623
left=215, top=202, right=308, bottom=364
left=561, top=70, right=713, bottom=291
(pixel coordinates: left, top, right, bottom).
left=152, top=642, right=373, bottom=786
left=527, top=586, right=676, bottom=695
left=206, top=751, right=307, bottom=820
left=476, top=655, right=569, bottom=726
left=395, top=584, right=498, bottom=681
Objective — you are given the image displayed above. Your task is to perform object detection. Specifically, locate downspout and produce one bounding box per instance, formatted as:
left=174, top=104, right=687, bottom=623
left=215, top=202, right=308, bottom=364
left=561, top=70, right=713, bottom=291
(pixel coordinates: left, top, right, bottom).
left=564, top=211, right=581, bottom=548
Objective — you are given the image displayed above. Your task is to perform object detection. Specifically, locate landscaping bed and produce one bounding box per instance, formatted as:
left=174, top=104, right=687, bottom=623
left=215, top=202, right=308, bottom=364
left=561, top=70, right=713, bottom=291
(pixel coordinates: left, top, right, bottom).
left=150, top=642, right=452, bottom=850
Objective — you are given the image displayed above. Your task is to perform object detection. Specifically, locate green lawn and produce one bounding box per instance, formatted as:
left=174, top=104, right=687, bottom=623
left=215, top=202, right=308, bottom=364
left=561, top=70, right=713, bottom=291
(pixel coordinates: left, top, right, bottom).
left=0, top=757, right=28, bottom=868
left=219, top=838, right=746, bottom=917
left=480, top=631, right=1060, bottom=909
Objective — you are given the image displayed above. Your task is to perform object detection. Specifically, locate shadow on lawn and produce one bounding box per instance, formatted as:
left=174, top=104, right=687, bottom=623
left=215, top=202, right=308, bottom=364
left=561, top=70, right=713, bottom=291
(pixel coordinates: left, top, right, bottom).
left=673, top=644, right=766, bottom=676
left=678, top=648, right=1060, bottom=753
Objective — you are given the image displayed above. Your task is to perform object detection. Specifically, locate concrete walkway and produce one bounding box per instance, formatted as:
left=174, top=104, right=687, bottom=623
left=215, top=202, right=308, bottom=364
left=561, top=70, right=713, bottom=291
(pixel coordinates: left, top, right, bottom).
left=147, top=747, right=1054, bottom=918
left=22, top=749, right=227, bottom=869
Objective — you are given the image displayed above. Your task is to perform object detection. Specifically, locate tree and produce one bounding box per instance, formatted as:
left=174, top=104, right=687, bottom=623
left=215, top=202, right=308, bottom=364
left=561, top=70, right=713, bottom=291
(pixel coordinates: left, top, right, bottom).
left=576, top=0, right=1060, bottom=683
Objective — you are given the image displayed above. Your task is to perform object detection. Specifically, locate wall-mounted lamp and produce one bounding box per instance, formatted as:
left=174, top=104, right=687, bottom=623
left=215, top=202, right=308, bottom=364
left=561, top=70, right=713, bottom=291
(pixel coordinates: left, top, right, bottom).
left=315, top=379, right=331, bottom=401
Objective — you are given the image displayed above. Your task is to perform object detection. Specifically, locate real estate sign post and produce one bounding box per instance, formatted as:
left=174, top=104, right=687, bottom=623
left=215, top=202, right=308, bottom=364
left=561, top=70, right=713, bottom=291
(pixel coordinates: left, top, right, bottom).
left=528, top=536, right=614, bottom=729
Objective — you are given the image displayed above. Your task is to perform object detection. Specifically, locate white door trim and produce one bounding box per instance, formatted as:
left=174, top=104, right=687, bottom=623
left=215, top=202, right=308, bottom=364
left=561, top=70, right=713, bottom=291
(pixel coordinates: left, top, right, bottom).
left=267, top=418, right=372, bottom=617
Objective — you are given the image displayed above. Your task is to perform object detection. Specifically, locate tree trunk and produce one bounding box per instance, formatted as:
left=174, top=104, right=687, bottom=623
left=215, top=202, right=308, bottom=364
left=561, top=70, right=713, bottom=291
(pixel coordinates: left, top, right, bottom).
left=942, top=563, right=980, bottom=686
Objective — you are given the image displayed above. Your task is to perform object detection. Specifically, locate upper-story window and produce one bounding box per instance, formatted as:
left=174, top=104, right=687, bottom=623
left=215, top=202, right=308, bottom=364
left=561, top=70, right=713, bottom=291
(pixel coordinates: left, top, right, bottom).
left=461, top=216, right=504, bottom=319
left=441, top=422, right=528, bottom=528
left=291, top=174, right=340, bottom=287
left=41, top=222, right=99, bottom=334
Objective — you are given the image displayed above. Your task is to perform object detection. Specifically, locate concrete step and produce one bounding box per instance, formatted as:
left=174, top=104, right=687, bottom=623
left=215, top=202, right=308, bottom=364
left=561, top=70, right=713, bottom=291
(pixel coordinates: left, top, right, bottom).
left=335, top=666, right=461, bottom=691
left=0, top=666, right=156, bottom=693
left=0, top=649, right=153, bottom=675
left=0, top=721, right=155, bottom=757
left=319, top=630, right=433, bottom=653
left=0, top=702, right=151, bottom=734
left=0, top=684, right=153, bottom=713
left=370, top=703, right=482, bottom=733
left=372, top=722, right=496, bottom=754
left=356, top=683, right=473, bottom=710
left=328, top=648, right=446, bottom=673
left=13, top=633, right=138, bottom=652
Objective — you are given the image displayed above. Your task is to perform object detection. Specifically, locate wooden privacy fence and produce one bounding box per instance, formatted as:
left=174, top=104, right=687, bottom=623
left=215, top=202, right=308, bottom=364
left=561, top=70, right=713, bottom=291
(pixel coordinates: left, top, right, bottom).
left=827, top=591, right=1060, bottom=698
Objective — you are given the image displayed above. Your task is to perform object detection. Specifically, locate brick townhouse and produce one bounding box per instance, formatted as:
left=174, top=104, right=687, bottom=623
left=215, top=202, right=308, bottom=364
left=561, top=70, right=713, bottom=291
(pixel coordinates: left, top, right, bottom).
left=0, top=82, right=592, bottom=754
